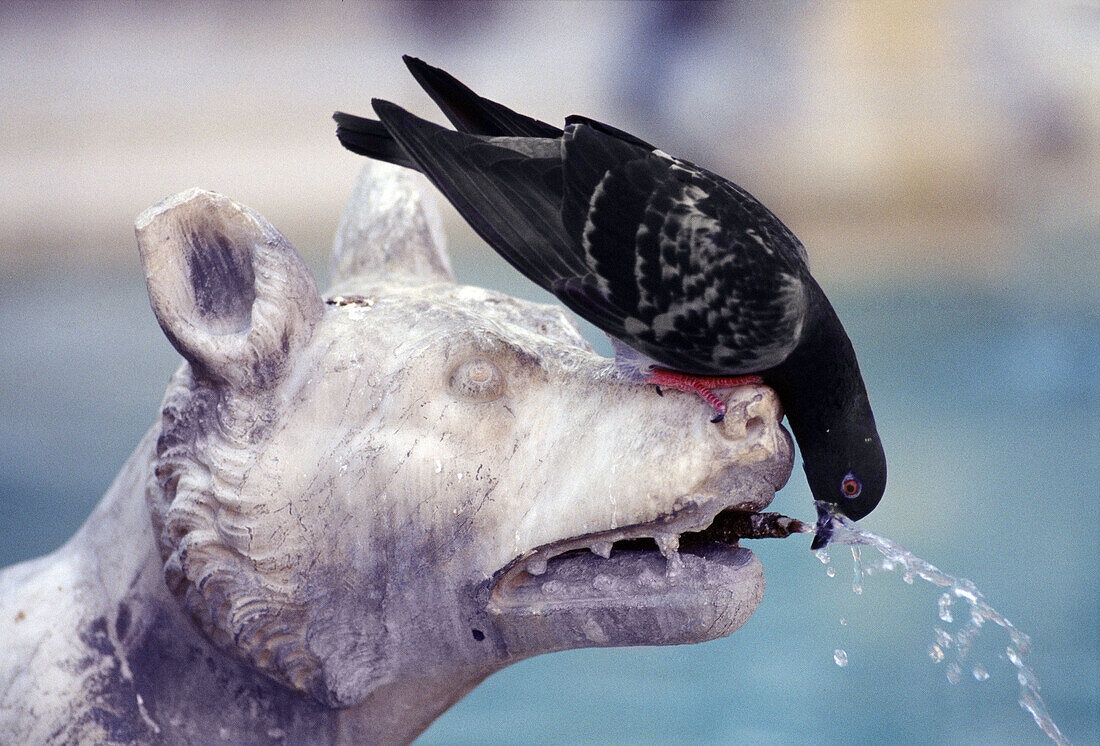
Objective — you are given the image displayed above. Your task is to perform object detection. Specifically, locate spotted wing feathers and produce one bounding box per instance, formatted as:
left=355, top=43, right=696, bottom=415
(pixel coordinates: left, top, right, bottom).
left=558, top=128, right=808, bottom=373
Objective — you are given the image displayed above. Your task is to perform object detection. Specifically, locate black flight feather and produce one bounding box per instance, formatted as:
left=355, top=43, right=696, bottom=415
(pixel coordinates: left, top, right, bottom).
left=402, top=55, right=563, bottom=139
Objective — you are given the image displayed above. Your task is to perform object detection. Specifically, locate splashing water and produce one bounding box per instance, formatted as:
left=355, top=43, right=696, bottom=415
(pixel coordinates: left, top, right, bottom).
left=816, top=512, right=1071, bottom=746
left=938, top=592, right=954, bottom=623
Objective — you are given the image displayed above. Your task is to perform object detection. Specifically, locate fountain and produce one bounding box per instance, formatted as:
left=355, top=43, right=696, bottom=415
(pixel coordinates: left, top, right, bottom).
left=812, top=510, right=1071, bottom=745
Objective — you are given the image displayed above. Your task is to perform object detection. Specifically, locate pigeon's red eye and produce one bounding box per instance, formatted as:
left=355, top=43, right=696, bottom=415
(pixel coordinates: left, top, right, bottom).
left=841, top=474, right=862, bottom=498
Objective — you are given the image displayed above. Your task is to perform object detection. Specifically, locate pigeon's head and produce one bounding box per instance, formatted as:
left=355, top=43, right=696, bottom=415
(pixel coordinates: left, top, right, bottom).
left=803, top=422, right=887, bottom=548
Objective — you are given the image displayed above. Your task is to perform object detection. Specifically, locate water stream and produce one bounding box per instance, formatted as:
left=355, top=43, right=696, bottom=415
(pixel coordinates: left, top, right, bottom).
left=813, top=511, right=1071, bottom=745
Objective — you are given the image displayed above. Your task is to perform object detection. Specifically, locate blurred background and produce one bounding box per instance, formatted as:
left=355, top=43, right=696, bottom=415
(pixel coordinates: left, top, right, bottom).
left=1, top=1, right=1096, bottom=743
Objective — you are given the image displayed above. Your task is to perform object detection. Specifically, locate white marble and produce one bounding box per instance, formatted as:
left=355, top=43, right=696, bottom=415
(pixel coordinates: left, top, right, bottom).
left=0, top=162, right=793, bottom=744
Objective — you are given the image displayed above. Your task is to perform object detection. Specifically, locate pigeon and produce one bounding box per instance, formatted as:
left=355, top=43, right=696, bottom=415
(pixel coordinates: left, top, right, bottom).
left=333, top=56, right=886, bottom=545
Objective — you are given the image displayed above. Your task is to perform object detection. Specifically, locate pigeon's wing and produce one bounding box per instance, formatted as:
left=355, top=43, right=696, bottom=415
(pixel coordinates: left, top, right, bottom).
left=367, top=100, right=808, bottom=377
left=368, top=100, right=647, bottom=344
left=708, top=166, right=811, bottom=267
left=370, top=100, right=589, bottom=288
left=403, top=56, right=563, bottom=139
left=563, top=114, right=659, bottom=151
left=557, top=124, right=810, bottom=375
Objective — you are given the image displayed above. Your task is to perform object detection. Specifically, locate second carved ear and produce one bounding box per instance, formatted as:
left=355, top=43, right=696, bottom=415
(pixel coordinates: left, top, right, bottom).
left=136, top=189, right=324, bottom=392
left=330, top=161, right=453, bottom=286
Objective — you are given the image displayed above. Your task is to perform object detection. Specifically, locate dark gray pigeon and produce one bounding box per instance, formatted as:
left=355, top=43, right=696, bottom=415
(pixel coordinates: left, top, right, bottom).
left=334, top=57, right=886, bottom=545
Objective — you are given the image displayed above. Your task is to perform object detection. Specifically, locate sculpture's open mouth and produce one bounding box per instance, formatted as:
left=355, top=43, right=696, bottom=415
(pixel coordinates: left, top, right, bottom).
left=480, top=383, right=797, bottom=650
left=487, top=503, right=808, bottom=648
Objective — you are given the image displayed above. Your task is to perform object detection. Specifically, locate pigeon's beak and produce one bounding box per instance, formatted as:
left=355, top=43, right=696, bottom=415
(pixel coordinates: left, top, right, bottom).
left=810, top=504, right=835, bottom=550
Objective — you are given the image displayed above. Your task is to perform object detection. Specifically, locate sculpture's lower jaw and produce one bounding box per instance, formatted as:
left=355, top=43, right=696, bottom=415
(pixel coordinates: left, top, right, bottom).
left=487, top=542, right=764, bottom=651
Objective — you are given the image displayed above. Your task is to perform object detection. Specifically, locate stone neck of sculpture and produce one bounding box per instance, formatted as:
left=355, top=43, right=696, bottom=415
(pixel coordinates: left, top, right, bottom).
left=336, top=672, right=492, bottom=744
left=78, top=428, right=489, bottom=745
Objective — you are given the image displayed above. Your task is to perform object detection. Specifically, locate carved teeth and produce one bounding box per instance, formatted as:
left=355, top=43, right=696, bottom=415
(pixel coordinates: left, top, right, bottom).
left=590, top=541, right=613, bottom=559
left=526, top=555, right=548, bottom=576
left=654, top=533, right=685, bottom=577
left=522, top=526, right=696, bottom=580
left=654, top=533, right=680, bottom=559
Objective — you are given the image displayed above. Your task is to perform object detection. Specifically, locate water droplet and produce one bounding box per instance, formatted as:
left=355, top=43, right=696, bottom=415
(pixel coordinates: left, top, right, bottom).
left=938, top=592, right=954, bottom=623
left=934, top=627, right=953, bottom=648
left=973, top=666, right=990, bottom=682
left=928, top=643, right=945, bottom=663
left=839, top=617, right=848, bottom=626
left=850, top=546, right=864, bottom=595
left=833, top=649, right=848, bottom=667
left=434, top=459, right=443, bottom=474
left=902, top=571, right=915, bottom=585
left=954, top=628, right=974, bottom=660
left=970, top=608, right=985, bottom=627
left=816, top=549, right=831, bottom=565
left=1006, top=646, right=1023, bottom=667
left=946, top=663, right=962, bottom=684
left=825, top=566, right=836, bottom=578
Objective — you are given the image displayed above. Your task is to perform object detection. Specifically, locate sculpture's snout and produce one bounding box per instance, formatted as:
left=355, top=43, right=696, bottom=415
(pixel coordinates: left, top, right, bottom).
left=713, top=385, right=784, bottom=445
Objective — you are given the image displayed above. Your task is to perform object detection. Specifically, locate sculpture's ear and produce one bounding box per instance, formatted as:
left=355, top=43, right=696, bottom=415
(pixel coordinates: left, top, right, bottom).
left=136, top=189, right=324, bottom=391
left=329, top=161, right=454, bottom=287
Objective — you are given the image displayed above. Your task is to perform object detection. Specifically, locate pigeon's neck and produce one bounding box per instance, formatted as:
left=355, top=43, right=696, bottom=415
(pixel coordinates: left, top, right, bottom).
left=766, top=284, right=871, bottom=440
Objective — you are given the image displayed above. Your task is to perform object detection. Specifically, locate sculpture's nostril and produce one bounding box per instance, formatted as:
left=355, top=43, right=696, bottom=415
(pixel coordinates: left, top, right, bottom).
left=745, top=417, right=764, bottom=439
left=713, top=408, right=767, bottom=443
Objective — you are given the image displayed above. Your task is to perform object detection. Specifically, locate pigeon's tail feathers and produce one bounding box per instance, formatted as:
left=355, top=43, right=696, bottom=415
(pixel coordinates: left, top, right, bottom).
left=333, top=111, right=419, bottom=170
left=402, top=56, right=563, bottom=139
left=370, top=98, right=589, bottom=290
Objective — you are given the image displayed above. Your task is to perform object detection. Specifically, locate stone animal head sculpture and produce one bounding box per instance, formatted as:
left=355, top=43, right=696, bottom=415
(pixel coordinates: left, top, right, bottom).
left=1, top=163, right=795, bottom=744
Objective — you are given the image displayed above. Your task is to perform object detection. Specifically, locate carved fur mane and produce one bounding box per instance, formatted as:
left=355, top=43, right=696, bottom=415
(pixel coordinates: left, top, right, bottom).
left=147, top=364, right=322, bottom=698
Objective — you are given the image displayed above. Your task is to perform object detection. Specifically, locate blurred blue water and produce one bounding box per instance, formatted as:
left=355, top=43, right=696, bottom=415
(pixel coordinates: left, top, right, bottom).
left=0, top=265, right=1096, bottom=744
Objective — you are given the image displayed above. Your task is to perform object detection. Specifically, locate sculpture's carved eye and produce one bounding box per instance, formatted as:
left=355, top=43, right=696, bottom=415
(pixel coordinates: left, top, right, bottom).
left=448, top=357, right=505, bottom=402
